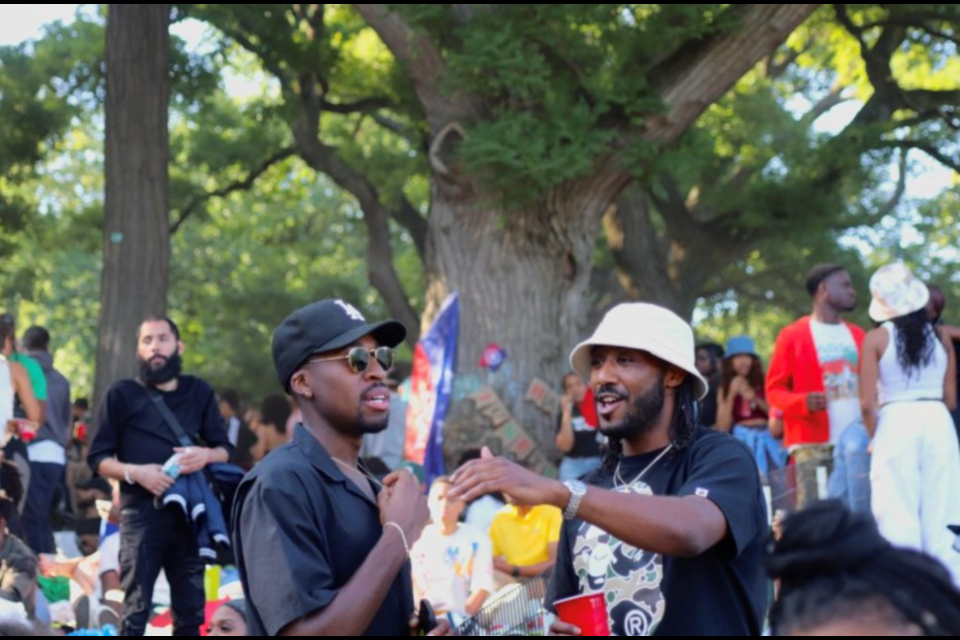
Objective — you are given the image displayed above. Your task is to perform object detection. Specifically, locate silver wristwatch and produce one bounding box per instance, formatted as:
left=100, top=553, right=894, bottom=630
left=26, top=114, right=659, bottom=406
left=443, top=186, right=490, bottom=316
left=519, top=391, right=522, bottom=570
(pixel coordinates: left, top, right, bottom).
left=562, top=480, right=587, bottom=520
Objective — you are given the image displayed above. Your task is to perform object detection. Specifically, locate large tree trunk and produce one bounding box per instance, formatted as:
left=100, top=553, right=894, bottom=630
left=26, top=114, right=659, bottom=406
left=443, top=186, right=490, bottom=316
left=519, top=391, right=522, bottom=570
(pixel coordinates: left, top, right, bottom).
left=351, top=3, right=823, bottom=466
left=94, top=4, right=171, bottom=408
left=603, top=184, right=740, bottom=321
left=426, top=170, right=630, bottom=464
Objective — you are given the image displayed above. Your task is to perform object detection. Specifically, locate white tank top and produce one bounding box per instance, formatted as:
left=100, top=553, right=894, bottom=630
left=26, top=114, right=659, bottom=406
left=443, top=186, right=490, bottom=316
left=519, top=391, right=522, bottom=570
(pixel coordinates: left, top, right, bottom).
left=878, top=322, right=948, bottom=405
left=0, top=356, right=13, bottom=424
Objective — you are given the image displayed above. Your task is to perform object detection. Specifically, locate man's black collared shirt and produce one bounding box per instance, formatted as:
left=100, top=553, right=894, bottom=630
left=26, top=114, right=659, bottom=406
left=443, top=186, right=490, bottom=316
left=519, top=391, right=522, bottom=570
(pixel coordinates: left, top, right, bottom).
left=233, top=425, right=413, bottom=636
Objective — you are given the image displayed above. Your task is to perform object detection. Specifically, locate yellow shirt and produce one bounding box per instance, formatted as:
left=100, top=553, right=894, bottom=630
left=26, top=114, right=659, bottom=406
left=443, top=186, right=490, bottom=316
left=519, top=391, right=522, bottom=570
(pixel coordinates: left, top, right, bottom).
left=489, top=504, right=563, bottom=567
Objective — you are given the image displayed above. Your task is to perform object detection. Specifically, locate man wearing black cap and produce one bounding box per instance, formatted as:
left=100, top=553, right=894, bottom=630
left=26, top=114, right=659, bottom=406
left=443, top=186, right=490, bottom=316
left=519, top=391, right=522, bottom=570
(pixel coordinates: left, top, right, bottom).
left=767, top=264, right=866, bottom=509
left=233, top=299, right=453, bottom=636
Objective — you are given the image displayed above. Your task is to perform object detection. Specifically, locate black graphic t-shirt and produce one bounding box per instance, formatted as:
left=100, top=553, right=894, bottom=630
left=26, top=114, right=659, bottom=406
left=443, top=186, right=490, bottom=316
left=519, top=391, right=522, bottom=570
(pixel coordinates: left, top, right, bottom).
left=546, top=429, right=768, bottom=636
left=556, top=406, right=603, bottom=459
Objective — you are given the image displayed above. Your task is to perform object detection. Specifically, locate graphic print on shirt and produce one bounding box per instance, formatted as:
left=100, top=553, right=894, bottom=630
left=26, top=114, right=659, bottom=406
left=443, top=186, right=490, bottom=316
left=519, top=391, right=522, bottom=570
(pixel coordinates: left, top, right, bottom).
left=822, top=356, right=859, bottom=402
left=814, top=332, right=859, bottom=402
left=571, top=482, right=665, bottom=636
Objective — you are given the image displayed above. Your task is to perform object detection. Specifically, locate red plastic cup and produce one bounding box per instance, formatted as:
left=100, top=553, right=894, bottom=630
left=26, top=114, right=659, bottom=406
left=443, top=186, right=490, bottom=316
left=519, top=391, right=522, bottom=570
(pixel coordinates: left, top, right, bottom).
left=554, top=593, right=610, bottom=636
left=14, top=419, right=38, bottom=444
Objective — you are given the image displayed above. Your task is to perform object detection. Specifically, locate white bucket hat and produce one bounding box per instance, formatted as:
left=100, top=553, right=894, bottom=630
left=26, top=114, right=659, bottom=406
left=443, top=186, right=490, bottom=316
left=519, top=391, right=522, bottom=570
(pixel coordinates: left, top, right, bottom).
left=869, top=263, right=930, bottom=323
left=569, top=303, right=709, bottom=400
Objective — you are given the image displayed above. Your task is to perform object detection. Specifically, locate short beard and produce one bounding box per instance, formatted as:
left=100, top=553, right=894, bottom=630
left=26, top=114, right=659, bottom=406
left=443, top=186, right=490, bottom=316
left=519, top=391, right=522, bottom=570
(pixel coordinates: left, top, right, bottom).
left=834, top=298, right=857, bottom=313
left=139, top=353, right=183, bottom=386
left=355, top=383, right=391, bottom=436
left=599, top=377, right=666, bottom=442
left=356, top=413, right=390, bottom=435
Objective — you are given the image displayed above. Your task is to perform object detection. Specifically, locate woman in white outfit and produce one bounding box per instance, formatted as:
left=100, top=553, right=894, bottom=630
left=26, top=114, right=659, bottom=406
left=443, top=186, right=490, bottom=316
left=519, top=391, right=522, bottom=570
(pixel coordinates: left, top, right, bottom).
left=861, top=263, right=960, bottom=584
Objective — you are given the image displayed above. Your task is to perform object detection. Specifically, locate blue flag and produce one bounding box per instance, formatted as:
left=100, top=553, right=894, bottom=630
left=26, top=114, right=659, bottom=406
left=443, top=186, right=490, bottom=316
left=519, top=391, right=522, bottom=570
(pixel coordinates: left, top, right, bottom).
left=405, top=293, right=459, bottom=485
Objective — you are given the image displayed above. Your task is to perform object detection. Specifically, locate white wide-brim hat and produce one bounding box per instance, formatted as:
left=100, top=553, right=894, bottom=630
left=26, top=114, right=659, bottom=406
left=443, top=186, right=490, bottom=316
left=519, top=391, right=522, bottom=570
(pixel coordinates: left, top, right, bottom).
left=869, top=263, right=930, bottom=323
left=570, top=303, right=709, bottom=400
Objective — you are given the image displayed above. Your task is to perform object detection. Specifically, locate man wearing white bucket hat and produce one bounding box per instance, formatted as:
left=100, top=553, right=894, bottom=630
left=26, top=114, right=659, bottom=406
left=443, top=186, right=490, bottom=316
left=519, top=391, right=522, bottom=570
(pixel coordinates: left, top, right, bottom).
left=451, top=303, right=767, bottom=636
left=860, top=263, right=960, bottom=584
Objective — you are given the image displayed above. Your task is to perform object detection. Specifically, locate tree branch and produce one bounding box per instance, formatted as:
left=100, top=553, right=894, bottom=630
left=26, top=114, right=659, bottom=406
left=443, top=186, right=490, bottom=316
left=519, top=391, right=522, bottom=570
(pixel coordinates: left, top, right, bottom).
left=268, top=21, right=421, bottom=338
left=604, top=189, right=664, bottom=300
left=765, top=47, right=802, bottom=81
left=859, top=19, right=960, bottom=46
left=294, top=4, right=330, bottom=95
left=352, top=4, right=448, bottom=115
left=221, top=22, right=293, bottom=93
left=655, top=175, right=701, bottom=237
left=802, top=85, right=851, bottom=124
left=642, top=4, right=822, bottom=146
left=900, top=90, right=960, bottom=132
left=835, top=5, right=908, bottom=94
left=368, top=112, right=411, bottom=139
left=392, top=197, right=428, bottom=262
left=833, top=4, right=867, bottom=49
left=321, top=96, right=396, bottom=114
left=876, top=151, right=909, bottom=220
left=606, top=182, right=751, bottom=317
left=297, top=3, right=327, bottom=45
left=889, top=140, right=960, bottom=175
left=170, top=148, right=296, bottom=235
left=878, top=8, right=960, bottom=24
left=295, top=136, right=422, bottom=345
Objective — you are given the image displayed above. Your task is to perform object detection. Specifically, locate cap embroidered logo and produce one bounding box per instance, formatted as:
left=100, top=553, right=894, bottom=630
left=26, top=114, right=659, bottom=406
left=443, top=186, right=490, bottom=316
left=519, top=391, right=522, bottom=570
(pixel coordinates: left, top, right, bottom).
left=336, top=300, right=366, bottom=322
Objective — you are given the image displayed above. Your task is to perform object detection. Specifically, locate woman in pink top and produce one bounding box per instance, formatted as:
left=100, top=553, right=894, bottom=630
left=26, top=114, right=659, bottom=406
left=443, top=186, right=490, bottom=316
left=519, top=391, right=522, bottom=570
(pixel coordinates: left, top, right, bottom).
left=718, top=336, right=786, bottom=477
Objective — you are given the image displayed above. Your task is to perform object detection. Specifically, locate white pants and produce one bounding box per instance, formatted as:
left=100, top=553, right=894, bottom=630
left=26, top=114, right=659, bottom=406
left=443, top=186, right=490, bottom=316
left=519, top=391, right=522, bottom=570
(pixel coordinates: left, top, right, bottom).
left=871, top=402, right=960, bottom=584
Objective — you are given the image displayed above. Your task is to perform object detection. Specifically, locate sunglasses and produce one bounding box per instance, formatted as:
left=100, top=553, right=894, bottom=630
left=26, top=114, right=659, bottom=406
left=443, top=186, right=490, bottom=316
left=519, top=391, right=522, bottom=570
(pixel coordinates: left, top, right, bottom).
left=307, top=346, right=395, bottom=374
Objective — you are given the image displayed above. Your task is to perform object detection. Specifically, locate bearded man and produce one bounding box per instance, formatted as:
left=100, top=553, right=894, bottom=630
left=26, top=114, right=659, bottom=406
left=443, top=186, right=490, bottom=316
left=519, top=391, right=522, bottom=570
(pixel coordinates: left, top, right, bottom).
left=89, top=316, right=232, bottom=636
left=452, top=304, right=768, bottom=636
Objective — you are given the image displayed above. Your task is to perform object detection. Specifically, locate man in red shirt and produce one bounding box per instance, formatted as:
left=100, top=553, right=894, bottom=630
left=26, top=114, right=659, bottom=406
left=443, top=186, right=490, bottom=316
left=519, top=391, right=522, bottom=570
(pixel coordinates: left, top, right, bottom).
left=767, top=265, right=866, bottom=509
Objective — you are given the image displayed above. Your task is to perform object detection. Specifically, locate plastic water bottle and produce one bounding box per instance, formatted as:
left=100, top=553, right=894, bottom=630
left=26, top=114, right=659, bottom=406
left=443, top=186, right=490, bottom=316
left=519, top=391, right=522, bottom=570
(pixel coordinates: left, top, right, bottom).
left=162, top=453, right=182, bottom=479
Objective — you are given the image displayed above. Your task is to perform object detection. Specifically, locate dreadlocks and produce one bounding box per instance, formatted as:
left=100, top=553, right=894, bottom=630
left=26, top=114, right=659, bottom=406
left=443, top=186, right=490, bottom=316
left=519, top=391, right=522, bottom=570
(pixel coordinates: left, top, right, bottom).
left=766, top=501, right=960, bottom=636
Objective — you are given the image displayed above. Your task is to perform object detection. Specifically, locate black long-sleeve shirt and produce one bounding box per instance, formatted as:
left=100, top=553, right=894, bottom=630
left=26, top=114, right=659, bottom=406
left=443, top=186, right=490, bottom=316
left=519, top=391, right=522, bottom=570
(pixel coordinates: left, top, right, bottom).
left=88, top=376, right=232, bottom=507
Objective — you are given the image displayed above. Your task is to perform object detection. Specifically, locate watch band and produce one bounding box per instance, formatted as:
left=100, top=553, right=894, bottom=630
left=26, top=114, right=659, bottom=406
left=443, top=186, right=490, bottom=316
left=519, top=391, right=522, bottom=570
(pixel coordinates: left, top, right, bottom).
left=562, top=480, right=587, bottom=520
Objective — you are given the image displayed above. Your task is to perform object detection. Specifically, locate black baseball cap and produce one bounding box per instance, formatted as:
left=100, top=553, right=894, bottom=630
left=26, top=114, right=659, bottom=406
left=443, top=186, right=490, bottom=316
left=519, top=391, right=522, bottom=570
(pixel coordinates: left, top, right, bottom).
left=272, top=299, right=407, bottom=392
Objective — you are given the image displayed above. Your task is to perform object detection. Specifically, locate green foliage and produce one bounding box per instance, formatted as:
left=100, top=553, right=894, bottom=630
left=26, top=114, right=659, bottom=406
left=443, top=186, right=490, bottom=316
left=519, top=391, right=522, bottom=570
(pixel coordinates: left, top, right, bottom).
left=1, top=117, right=422, bottom=400
left=461, top=104, right=616, bottom=200
left=416, top=4, right=743, bottom=199
left=3, top=2, right=959, bottom=399
left=620, top=3, right=960, bottom=348
left=0, top=6, right=428, bottom=400
left=169, top=158, right=380, bottom=399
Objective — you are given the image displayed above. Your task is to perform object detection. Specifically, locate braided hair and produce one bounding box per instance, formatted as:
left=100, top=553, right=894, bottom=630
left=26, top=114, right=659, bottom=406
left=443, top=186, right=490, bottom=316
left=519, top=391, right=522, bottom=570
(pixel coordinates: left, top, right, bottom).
left=766, top=501, right=960, bottom=636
